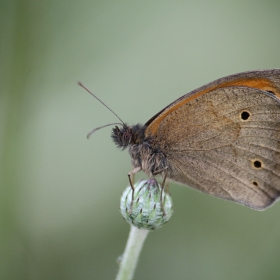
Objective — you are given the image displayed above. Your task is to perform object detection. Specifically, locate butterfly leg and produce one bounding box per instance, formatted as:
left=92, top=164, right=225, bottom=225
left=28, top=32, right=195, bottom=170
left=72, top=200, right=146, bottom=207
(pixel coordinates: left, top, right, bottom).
left=153, top=167, right=168, bottom=216
left=128, top=167, right=141, bottom=213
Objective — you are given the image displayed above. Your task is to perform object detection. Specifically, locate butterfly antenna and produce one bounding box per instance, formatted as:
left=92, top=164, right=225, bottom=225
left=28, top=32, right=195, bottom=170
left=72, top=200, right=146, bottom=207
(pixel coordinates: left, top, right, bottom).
left=78, top=82, right=125, bottom=125
left=86, top=123, right=122, bottom=139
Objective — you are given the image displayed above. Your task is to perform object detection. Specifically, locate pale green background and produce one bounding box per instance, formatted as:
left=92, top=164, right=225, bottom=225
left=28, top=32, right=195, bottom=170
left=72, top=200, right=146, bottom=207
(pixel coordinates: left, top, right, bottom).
left=1, top=1, right=280, bottom=279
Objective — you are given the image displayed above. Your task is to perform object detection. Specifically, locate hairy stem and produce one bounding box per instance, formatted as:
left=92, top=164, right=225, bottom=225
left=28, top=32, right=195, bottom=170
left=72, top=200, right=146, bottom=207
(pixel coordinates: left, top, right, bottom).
left=116, top=226, right=149, bottom=280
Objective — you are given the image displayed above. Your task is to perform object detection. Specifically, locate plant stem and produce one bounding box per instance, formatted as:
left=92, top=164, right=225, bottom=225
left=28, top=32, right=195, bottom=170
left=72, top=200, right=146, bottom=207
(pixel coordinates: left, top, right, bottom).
left=116, top=225, right=149, bottom=280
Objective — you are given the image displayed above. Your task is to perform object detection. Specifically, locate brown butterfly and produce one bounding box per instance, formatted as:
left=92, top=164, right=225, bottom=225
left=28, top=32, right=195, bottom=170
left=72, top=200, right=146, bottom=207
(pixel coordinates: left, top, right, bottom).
left=81, top=69, right=280, bottom=210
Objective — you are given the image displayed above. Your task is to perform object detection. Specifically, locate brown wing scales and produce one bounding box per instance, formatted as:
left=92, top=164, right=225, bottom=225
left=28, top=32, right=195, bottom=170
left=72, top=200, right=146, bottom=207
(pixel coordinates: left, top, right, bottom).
left=153, top=86, right=280, bottom=210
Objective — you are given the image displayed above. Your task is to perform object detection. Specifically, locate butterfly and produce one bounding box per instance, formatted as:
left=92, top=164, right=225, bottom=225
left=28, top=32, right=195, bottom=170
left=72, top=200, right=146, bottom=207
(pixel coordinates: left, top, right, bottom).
left=81, top=69, right=280, bottom=210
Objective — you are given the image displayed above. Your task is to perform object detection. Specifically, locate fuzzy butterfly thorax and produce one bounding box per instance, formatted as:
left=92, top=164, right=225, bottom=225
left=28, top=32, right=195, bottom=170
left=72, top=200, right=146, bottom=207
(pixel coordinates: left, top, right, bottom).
left=111, top=123, right=169, bottom=177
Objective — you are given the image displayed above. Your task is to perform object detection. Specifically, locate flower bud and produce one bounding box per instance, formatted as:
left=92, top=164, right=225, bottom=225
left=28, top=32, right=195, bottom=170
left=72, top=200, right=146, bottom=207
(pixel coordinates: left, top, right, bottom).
left=120, top=179, right=173, bottom=230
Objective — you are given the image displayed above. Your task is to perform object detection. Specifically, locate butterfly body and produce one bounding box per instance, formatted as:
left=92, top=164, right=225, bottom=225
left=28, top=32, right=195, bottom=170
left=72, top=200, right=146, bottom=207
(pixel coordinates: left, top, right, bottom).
left=111, top=69, right=280, bottom=210
left=112, top=124, right=168, bottom=177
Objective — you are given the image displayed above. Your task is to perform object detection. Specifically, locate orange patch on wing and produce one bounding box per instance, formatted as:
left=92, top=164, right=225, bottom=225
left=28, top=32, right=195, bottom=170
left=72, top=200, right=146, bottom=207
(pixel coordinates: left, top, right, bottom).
left=146, top=78, right=280, bottom=136
left=227, top=78, right=280, bottom=95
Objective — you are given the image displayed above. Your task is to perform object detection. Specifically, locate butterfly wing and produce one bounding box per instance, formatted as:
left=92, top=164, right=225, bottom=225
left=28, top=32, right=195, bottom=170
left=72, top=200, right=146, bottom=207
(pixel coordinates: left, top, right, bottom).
left=145, top=70, right=280, bottom=210
left=146, top=69, right=280, bottom=129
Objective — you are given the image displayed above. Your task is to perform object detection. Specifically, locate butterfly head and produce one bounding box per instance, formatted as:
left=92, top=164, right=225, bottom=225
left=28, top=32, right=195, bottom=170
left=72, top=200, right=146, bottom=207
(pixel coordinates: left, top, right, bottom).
left=111, top=124, right=146, bottom=149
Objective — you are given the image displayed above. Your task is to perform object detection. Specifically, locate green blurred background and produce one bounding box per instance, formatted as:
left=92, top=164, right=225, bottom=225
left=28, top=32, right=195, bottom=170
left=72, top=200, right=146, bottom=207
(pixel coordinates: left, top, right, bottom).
left=1, top=1, right=280, bottom=279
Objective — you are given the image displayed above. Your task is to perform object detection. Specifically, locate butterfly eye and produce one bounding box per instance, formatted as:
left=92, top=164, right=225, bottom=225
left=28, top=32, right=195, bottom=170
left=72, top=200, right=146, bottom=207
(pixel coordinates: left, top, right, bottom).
left=122, top=132, right=131, bottom=144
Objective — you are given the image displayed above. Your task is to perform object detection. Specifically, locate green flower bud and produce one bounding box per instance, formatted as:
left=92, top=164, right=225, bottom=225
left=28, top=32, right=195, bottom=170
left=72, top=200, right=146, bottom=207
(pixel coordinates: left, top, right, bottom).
left=120, top=179, right=173, bottom=230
